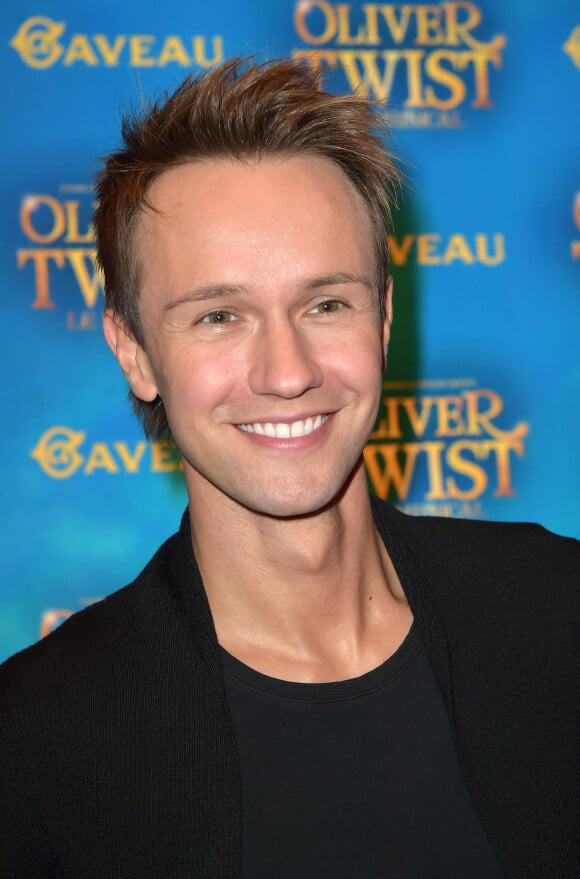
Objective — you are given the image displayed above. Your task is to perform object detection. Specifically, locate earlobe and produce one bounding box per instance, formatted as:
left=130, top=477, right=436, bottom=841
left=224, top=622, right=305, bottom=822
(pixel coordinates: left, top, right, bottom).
left=102, top=310, right=159, bottom=403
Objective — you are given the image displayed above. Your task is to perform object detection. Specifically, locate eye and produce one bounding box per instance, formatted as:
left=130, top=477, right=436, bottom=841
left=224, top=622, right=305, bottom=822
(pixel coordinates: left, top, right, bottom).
left=310, top=299, right=344, bottom=314
left=199, top=309, right=236, bottom=325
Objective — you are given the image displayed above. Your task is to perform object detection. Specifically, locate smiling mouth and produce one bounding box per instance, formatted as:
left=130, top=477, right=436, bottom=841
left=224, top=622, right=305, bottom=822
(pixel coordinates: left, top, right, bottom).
left=237, top=414, right=329, bottom=438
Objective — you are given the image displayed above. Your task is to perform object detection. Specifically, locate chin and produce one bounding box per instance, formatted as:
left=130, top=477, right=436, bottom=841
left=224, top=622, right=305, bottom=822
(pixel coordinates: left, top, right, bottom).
left=253, top=504, right=331, bottom=522
left=241, top=484, right=343, bottom=521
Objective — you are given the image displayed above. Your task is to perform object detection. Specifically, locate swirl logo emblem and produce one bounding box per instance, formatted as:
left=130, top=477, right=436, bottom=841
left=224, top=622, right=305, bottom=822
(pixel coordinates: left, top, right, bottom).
left=563, top=25, right=580, bottom=69
left=573, top=192, right=580, bottom=260
left=9, top=16, right=65, bottom=69
left=30, top=426, right=85, bottom=478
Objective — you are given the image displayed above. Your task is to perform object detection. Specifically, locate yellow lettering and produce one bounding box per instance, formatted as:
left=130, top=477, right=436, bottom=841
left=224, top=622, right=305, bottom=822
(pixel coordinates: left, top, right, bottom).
left=67, top=310, right=96, bottom=331
left=464, top=389, right=529, bottom=442
left=336, top=3, right=368, bottom=45
left=64, top=201, right=94, bottom=244
left=84, top=443, right=120, bottom=474
left=338, top=49, right=400, bottom=102
left=364, top=442, right=425, bottom=501
left=443, top=234, right=474, bottom=264
left=17, top=248, right=65, bottom=309
left=415, top=5, right=446, bottom=45
left=400, top=397, right=435, bottom=437
left=445, top=1, right=506, bottom=53
left=360, top=4, right=381, bottom=45
left=291, top=48, right=340, bottom=72
left=294, top=0, right=337, bottom=44
left=151, top=440, right=182, bottom=472
left=65, top=249, right=103, bottom=308
left=424, top=49, right=466, bottom=109
left=157, top=35, right=190, bottom=67
left=40, top=609, right=73, bottom=638
left=470, top=51, right=500, bottom=108
left=378, top=4, right=413, bottom=44
left=93, top=34, right=126, bottom=66
left=445, top=439, right=488, bottom=499
left=400, top=49, right=425, bottom=106
left=416, top=233, right=441, bottom=265
left=20, top=195, right=65, bottom=244
left=434, top=396, right=465, bottom=436
left=465, top=389, right=503, bottom=436
left=573, top=193, right=580, bottom=259
left=471, top=55, right=501, bottom=110
left=192, top=36, right=223, bottom=67
left=422, top=441, right=447, bottom=499
left=113, top=441, right=147, bottom=473
left=63, top=34, right=99, bottom=66
left=491, top=438, right=524, bottom=497
left=388, top=233, right=414, bottom=266
left=475, top=233, right=505, bottom=265
left=129, top=34, right=155, bottom=66
left=367, top=387, right=527, bottom=505
left=372, top=396, right=404, bottom=439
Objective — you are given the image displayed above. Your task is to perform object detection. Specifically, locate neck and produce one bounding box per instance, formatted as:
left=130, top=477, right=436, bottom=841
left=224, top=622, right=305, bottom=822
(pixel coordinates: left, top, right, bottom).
left=187, top=469, right=412, bottom=682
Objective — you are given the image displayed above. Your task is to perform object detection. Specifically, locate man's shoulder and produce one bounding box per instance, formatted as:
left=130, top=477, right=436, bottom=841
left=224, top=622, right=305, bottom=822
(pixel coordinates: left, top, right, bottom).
left=0, top=524, right=185, bottom=708
left=372, top=496, right=579, bottom=569
left=372, top=499, right=579, bottom=688
left=372, top=496, right=580, bottom=623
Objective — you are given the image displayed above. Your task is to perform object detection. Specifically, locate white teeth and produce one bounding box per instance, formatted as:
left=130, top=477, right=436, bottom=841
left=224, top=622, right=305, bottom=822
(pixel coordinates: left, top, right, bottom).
left=238, top=415, right=327, bottom=438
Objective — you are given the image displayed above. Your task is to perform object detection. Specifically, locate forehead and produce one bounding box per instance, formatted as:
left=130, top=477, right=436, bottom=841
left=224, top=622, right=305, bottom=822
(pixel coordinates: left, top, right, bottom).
left=134, top=155, right=376, bottom=296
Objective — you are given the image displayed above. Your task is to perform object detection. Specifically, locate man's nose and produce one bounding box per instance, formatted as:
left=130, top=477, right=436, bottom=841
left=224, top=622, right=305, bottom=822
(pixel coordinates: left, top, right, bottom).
left=247, top=319, right=323, bottom=398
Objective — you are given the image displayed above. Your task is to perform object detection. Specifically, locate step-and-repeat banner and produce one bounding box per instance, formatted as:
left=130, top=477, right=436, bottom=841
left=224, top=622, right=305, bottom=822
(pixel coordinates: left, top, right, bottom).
left=1, top=1, right=579, bottom=662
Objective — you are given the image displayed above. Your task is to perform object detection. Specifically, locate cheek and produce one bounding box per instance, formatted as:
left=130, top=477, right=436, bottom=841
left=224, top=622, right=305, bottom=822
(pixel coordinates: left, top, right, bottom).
left=158, top=347, right=243, bottom=415
left=330, top=331, right=384, bottom=383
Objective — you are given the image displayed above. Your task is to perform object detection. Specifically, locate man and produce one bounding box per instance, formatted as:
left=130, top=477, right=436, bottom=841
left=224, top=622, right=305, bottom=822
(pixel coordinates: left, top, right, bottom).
left=0, top=58, right=578, bottom=878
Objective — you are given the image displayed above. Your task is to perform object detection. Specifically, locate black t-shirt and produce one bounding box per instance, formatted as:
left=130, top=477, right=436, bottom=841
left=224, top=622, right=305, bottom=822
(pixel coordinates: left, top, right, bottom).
left=222, top=624, right=503, bottom=878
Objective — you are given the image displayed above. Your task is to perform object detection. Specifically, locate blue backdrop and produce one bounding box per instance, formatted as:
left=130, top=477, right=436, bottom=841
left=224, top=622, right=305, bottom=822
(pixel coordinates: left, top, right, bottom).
left=1, top=0, right=579, bottom=661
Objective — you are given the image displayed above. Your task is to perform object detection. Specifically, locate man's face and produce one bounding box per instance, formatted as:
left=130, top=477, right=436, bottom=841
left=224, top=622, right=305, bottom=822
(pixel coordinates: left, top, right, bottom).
left=121, top=155, right=391, bottom=518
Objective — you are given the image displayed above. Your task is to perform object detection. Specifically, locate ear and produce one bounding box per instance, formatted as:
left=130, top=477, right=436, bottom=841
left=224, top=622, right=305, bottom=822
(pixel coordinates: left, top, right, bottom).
left=102, top=310, right=159, bottom=402
left=381, top=275, right=394, bottom=369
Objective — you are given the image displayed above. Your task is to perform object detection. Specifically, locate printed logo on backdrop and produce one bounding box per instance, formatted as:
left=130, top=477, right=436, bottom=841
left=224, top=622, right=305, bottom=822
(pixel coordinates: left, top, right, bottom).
left=30, top=427, right=183, bottom=478
left=364, top=380, right=529, bottom=519
left=388, top=230, right=504, bottom=266
left=293, top=1, right=506, bottom=128
left=563, top=24, right=580, bottom=69
left=18, top=185, right=101, bottom=329
left=40, top=602, right=101, bottom=639
left=572, top=192, right=580, bottom=261
left=9, top=15, right=223, bottom=69
left=30, top=383, right=528, bottom=520
left=17, top=185, right=507, bottom=325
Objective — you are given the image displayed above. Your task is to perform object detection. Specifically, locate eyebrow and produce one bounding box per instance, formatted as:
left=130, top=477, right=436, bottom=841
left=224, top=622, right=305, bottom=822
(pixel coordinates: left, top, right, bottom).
left=305, top=272, right=375, bottom=291
left=163, top=285, right=248, bottom=314
left=162, top=273, right=375, bottom=313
